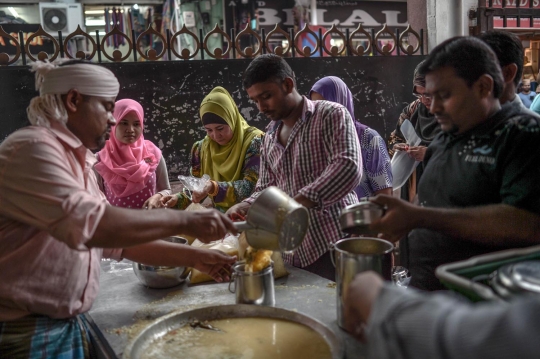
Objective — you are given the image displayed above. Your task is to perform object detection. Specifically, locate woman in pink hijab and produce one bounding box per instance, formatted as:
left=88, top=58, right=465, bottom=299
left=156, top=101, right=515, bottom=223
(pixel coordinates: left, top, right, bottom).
left=94, top=99, right=171, bottom=209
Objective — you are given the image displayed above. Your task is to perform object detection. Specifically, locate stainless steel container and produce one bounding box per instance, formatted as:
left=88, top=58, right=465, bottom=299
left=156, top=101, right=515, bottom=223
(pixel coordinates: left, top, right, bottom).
left=339, top=201, right=385, bottom=235
left=229, top=262, right=275, bottom=306
left=233, top=186, right=309, bottom=252
left=132, top=236, right=188, bottom=289
left=123, top=305, right=344, bottom=359
left=331, top=237, right=394, bottom=329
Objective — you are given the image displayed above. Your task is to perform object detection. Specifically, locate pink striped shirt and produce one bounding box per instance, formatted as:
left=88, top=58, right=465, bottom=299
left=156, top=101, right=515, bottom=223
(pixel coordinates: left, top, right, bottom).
left=0, top=122, right=122, bottom=321
left=245, top=97, right=362, bottom=266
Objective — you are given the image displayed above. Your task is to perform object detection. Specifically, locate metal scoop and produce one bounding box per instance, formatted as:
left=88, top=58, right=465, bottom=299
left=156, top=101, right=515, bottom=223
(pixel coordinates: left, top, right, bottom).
left=232, top=187, right=309, bottom=252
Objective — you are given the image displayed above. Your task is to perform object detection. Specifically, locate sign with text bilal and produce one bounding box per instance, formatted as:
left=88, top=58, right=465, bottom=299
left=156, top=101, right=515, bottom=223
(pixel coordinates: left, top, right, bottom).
left=225, top=0, right=407, bottom=34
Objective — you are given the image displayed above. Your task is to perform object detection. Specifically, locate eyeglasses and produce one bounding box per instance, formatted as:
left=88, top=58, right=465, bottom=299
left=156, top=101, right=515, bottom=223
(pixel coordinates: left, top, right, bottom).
left=413, top=93, right=432, bottom=100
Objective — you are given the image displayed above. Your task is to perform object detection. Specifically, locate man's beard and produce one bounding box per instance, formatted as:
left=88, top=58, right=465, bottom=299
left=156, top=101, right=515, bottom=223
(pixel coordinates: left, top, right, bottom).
left=96, top=129, right=111, bottom=150
left=445, top=124, right=459, bottom=134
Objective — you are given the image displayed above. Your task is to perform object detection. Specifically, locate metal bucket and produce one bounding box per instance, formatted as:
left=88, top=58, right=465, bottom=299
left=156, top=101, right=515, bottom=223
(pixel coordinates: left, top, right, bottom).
left=228, top=262, right=275, bottom=307
left=331, top=237, right=394, bottom=329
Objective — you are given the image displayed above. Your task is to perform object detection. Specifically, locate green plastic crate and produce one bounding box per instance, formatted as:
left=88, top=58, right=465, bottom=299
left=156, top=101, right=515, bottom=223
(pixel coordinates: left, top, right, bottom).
left=435, top=245, right=540, bottom=302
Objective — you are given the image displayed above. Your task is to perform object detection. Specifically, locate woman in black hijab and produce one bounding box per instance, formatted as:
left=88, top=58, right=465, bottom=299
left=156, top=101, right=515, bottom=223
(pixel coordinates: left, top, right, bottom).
left=388, top=60, right=441, bottom=202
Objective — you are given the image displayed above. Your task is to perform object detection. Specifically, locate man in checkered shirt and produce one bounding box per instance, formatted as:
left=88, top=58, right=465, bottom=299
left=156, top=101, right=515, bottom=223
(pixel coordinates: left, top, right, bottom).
left=227, top=54, right=362, bottom=281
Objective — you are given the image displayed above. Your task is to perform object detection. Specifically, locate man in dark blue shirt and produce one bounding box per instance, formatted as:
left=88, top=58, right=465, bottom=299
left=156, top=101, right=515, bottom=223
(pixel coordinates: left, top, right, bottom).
left=369, top=36, right=540, bottom=291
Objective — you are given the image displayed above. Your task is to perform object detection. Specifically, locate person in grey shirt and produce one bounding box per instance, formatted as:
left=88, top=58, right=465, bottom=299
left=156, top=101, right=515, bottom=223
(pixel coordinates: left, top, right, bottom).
left=343, top=271, right=540, bottom=359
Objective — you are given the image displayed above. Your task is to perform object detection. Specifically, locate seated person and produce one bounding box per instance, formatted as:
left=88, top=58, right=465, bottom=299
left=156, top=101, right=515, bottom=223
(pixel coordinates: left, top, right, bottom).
left=162, top=86, right=263, bottom=213
left=310, top=76, right=392, bottom=198
left=94, top=99, right=171, bottom=209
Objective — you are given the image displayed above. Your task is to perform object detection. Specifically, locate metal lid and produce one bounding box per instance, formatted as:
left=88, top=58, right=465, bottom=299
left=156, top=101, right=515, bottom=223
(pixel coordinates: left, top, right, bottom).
left=506, top=261, right=540, bottom=292
left=491, top=261, right=540, bottom=298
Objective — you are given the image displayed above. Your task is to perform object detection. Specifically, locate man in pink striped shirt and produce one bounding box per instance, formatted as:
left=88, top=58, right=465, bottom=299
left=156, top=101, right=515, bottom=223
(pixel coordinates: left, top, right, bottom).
left=0, top=60, right=236, bottom=358
left=227, top=54, right=362, bottom=281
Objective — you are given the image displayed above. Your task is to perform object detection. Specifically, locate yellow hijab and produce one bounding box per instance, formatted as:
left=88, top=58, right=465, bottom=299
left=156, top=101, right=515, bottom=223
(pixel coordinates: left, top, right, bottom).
left=199, top=87, right=263, bottom=182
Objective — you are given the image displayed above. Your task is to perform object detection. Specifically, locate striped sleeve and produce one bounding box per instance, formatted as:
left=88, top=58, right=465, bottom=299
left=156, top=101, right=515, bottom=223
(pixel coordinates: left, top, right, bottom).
left=245, top=132, right=276, bottom=205
left=298, top=105, right=362, bottom=207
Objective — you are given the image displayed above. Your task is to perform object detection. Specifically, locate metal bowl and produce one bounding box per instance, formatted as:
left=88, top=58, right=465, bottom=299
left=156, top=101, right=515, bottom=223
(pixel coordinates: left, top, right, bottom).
left=132, top=236, right=188, bottom=289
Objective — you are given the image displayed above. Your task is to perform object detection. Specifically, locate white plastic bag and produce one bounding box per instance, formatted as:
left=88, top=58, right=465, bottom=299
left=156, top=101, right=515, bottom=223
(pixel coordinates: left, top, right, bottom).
left=391, top=120, right=422, bottom=190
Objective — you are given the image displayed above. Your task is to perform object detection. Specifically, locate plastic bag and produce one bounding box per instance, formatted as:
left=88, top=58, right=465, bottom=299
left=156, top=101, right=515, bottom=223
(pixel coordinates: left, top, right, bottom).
left=391, top=120, right=422, bottom=190
left=185, top=202, right=206, bottom=211
left=189, top=234, right=240, bottom=285
left=178, top=175, right=210, bottom=200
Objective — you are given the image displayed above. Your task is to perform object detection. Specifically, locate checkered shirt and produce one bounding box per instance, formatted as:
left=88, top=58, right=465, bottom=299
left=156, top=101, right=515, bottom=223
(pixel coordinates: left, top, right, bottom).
left=245, top=97, right=362, bottom=266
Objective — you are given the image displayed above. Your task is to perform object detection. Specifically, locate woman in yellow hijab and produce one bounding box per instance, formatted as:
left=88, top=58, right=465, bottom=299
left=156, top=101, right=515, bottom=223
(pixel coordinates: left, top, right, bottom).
left=162, top=87, right=263, bottom=212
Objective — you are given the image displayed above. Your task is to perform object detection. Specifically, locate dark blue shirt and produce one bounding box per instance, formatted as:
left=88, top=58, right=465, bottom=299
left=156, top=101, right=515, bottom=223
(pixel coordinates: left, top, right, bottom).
left=408, top=105, right=540, bottom=291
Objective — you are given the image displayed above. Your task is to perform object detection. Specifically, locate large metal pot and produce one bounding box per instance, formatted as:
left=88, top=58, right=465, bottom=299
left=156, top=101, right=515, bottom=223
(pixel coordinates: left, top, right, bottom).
left=233, top=186, right=309, bottom=252
left=124, top=304, right=344, bottom=359
left=132, top=236, right=188, bottom=289
left=339, top=201, right=385, bottom=235
left=331, top=237, right=394, bottom=329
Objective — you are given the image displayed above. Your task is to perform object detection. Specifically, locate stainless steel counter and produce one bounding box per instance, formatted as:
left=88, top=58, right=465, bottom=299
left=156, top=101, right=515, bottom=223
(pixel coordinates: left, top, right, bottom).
left=88, top=259, right=366, bottom=358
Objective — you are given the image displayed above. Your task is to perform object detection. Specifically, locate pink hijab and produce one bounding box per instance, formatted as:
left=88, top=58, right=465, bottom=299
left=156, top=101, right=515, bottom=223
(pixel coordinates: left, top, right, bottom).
left=95, top=99, right=161, bottom=198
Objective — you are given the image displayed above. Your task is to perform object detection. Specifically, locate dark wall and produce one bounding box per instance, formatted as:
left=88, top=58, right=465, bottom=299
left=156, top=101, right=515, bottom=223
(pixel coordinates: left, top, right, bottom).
left=0, top=56, right=424, bottom=177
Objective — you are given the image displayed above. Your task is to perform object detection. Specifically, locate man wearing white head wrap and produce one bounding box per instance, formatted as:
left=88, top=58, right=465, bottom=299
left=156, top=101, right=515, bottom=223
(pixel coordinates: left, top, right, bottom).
left=0, top=60, right=237, bottom=358
left=27, top=60, right=120, bottom=149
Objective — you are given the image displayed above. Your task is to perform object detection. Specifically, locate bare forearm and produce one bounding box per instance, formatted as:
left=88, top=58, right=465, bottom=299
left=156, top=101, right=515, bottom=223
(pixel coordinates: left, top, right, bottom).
left=88, top=206, right=187, bottom=248
left=416, top=204, right=540, bottom=246
left=122, top=241, right=202, bottom=267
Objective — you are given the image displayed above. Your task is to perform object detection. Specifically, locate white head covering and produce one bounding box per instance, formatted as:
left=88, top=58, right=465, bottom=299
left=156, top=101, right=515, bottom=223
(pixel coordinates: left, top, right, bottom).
left=27, top=60, right=120, bottom=127
left=37, top=61, right=119, bottom=97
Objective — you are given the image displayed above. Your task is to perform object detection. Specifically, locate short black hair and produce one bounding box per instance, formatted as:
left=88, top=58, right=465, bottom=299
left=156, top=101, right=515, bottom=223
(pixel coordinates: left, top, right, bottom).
left=478, top=30, right=523, bottom=87
left=243, top=54, right=295, bottom=89
left=419, top=36, right=504, bottom=99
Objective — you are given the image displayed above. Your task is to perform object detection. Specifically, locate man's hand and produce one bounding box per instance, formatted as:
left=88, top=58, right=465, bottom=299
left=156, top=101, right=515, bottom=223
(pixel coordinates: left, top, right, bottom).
left=192, top=248, right=237, bottom=283
left=143, top=193, right=164, bottom=209
left=407, top=145, right=427, bottom=161
left=225, top=202, right=251, bottom=220
left=293, top=193, right=317, bottom=208
left=161, top=194, right=179, bottom=208
left=122, top=241, right=237, bottom=283
left=369, top=195, right=424, bottom=243
left=343, top=271, right=385, bottom=342
left=180, top=210, right=237, bottom=242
